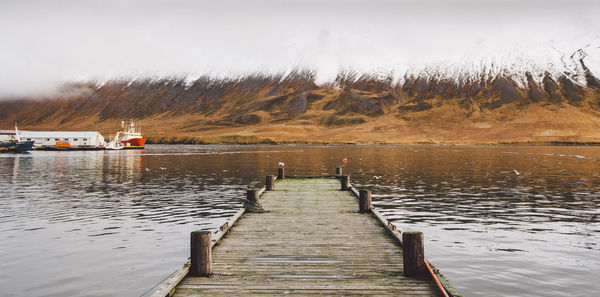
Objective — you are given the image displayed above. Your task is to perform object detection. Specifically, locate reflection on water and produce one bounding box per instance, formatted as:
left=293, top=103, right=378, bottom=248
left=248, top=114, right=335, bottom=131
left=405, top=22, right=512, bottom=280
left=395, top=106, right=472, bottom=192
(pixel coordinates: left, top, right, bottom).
left=0, top=145, right=599, bottom=297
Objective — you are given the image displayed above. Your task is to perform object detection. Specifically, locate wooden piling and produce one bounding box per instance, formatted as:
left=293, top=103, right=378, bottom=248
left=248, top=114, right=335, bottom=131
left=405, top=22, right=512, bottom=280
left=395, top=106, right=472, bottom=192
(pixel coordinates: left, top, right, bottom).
left=335, top=167, right=342, bottom=175
left=402, top=231, right=426, bottom=277
left=277, top=168, right=285, bottom=179
left=266, top=175, right=275, bottom=190
left=246, top=189, right=258, bottom=201
left=190, top=231, right=212, bottom=277
left=340, top=175, right=350, bottom=190
left=359, top=189, right=372, bottom=213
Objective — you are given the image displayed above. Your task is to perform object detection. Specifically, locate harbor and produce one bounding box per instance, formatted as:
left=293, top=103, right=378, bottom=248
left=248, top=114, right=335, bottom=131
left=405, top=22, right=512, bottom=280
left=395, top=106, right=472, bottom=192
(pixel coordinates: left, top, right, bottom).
left=0, top=120, right=146, bottom=152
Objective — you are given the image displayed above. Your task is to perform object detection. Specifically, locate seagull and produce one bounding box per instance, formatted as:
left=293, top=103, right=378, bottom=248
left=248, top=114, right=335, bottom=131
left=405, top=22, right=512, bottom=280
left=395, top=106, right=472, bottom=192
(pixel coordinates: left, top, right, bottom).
left=159, top=167, right=167, bottom=170
left=373, top=175, right=382, bottom=180
left=513, top=169, right=520, bottom=175
left=145, top=168, right=150, bottom=172
left=278, top=162, right=285, bottom=167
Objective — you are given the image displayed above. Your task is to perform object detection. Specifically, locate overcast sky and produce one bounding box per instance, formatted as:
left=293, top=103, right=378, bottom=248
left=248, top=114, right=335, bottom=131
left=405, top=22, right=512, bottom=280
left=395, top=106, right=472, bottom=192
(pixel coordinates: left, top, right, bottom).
left=0, top=0, right=599, bottom=97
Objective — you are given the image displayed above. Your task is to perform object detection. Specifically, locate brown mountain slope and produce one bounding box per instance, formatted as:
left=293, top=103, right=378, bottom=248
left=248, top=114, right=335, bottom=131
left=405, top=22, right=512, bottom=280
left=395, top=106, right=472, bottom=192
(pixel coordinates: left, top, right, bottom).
left=2, top=70, right=600, bottom=144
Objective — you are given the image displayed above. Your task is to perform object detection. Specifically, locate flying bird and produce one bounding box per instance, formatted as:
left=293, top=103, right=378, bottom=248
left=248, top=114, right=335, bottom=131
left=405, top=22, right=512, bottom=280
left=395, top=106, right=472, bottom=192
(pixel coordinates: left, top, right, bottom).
left=513, top=169, right=520, bottom=175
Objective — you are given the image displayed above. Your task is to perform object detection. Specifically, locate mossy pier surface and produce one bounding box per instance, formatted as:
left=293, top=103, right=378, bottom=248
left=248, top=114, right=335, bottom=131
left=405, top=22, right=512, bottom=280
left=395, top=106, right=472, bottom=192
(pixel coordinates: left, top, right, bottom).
left=154, top=177, right=460, bottom=296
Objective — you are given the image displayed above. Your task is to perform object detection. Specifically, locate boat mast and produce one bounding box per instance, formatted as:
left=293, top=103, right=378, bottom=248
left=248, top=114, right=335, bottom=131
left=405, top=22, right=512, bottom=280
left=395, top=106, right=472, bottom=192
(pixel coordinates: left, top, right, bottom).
left=14, top=122, right=19, bottom=140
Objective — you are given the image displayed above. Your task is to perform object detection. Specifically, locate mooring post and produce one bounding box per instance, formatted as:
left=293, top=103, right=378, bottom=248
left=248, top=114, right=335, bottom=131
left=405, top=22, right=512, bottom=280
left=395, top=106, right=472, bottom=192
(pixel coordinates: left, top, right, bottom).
left=278, top=168, right=285, bottom=179
left=335, top=167, right=342, bottom=175
left=341, top=175, right=350, bottom=190
left=266, top=175, right=275, bottom=190
left=359, top=189, right=372, bottom=213
left=190, top=230, right=212, bottom=276
left=402, top=231, right=426, bottom=277
left=247, top=189, right=258, bottom=201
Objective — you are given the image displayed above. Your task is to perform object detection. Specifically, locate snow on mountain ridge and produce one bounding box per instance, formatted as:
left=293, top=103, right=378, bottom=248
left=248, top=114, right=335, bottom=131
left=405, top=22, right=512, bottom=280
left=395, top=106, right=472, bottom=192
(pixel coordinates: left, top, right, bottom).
left=11, top=40, right=598, bottom=100
left=394, top=42, right=599, bottom=88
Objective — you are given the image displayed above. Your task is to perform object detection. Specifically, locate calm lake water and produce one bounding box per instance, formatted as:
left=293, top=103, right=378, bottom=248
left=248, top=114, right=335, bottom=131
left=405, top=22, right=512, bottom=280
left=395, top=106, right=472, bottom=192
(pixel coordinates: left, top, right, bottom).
left=0, top=145, right=598, bottom=296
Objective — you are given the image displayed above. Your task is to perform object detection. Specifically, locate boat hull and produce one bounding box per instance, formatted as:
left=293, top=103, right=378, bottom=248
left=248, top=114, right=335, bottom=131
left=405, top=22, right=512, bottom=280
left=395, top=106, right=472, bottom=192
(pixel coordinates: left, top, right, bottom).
left=17, top=141, right=35, bottom=152
left=120, top=138, right=146, bottom=147
left=0, top=140, right=34, bottom=152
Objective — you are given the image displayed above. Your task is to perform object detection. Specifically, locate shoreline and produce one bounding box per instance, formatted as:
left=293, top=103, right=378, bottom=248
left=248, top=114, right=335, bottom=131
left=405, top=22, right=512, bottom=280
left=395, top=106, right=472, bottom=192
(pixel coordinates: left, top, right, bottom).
left=145, top=136, right=600, bottom=146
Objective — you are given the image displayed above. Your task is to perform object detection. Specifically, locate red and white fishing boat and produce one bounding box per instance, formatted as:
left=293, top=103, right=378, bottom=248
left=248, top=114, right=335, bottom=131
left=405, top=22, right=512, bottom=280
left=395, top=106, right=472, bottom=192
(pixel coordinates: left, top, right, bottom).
left=116, top=120, right=146, bottom=147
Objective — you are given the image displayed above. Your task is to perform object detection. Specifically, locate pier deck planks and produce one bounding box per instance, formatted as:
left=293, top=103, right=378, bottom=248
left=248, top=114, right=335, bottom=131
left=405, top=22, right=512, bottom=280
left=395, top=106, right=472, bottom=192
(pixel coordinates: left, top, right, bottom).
left=172, top=178, right=442, bottom=296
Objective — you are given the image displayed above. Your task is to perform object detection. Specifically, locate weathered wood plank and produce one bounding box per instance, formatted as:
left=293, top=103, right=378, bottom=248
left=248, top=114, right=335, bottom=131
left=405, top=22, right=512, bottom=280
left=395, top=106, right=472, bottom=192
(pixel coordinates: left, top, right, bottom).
left=257, top=186, right=267, bottom=197
left=149, top=261, right=190, bottom=297
left=151, top=207, right=245, bottom=297
left=168, top=178, right=445, bottom=296
left=211, top=208, right=245, bottom=247
left=348, top=184, right=463, bottom=297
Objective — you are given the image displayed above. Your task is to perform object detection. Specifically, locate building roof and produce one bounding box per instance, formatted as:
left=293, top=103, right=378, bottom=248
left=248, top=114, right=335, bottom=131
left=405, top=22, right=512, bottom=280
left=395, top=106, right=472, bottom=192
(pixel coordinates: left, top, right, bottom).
left=19, top=131, right=104, bottom=138
left=0, top=130, right=17, bottom=135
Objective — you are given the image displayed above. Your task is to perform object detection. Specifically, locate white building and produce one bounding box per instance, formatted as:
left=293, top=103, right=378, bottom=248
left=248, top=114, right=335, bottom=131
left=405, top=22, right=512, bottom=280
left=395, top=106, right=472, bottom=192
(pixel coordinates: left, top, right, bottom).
left=19, top=131, right=106, bottom=148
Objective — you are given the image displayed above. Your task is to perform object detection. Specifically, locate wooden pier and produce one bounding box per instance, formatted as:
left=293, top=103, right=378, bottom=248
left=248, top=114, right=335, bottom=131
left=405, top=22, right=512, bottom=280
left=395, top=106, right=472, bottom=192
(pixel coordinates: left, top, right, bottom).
left=151, top=171, right=461, bottom=296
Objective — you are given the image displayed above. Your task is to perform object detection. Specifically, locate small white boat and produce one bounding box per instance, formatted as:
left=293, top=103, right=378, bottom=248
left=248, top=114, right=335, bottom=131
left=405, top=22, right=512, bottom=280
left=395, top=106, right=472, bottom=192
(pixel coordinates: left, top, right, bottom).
left=105, top=133, right=124, bottom=150
left=105, top=141, right=124, bottom=150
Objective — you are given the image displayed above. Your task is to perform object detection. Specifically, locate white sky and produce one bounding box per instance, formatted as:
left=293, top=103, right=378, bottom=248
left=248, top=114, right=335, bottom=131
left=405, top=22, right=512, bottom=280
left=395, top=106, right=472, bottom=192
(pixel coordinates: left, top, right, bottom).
left=0, top=0, right=599, bottom=97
